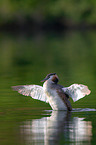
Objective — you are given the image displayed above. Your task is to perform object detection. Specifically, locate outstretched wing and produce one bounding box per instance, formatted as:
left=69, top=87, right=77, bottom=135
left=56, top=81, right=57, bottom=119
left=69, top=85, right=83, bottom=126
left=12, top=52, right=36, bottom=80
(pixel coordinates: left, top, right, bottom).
left=62, top=84, right=91, bottom=102
left=12, top=85, right=48, bottom=103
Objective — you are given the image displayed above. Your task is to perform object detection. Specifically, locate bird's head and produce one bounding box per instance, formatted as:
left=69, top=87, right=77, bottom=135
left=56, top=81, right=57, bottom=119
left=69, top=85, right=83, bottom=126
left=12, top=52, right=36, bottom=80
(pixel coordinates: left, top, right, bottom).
left=41, top=73, right=59, bottom=84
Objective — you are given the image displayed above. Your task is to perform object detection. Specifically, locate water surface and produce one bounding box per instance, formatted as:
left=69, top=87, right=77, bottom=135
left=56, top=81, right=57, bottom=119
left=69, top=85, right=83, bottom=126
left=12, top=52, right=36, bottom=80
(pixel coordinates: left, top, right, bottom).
left=0, top=30, right=96, bottom=144
left=20, top=110, right=96, bottom=145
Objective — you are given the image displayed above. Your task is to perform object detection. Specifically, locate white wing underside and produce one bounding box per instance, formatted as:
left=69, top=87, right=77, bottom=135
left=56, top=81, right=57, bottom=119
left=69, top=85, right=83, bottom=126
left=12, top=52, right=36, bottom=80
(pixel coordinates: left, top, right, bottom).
left=12, top=85, right=48, bottom=103
left=12, top=84, right=91, bottom=103
left=63, top=84, right=91, bottom=102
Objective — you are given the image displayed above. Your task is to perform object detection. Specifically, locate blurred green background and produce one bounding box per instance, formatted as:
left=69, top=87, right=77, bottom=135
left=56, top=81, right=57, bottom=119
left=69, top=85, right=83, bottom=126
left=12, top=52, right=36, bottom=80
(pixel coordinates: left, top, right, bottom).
left=0, top=0, right=96, bottom=117
left=0, top=0, right=96, bottom=31
left=0, top=1, right=96, bottom=145
left=0, top=30, right=96, bottom=110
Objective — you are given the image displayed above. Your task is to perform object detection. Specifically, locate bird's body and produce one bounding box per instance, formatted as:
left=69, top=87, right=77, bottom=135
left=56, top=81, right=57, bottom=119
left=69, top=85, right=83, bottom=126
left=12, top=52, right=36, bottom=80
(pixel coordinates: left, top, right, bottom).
left=42, top=76, right=72, bottom=111
left=43, top=81, right=67, bottom=110
left=12, top=73, right=91, bottom=111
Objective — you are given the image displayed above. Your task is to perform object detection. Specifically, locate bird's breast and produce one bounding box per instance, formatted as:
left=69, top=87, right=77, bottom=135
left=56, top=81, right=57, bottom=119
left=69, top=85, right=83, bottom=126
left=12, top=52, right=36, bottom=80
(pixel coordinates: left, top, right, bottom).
left=43, top=83, right=67, bottom=110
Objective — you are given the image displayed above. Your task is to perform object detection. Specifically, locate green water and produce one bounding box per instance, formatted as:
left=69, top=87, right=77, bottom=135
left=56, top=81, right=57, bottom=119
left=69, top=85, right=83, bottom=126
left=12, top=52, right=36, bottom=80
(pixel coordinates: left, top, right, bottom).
left=0, top=30, right=96, bottom=145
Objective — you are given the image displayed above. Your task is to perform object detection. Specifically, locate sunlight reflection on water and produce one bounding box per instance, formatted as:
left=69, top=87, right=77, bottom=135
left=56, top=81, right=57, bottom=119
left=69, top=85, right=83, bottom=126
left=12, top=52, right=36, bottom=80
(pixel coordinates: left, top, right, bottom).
left=20, top=110, right=93, bottom=145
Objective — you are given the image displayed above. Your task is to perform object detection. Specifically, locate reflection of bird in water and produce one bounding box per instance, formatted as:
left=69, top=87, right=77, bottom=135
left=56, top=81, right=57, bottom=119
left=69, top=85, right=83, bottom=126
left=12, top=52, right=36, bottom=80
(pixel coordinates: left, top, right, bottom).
left=12, top=73, right=91, bottom=111
left=20, top=111, right=92, bottom=145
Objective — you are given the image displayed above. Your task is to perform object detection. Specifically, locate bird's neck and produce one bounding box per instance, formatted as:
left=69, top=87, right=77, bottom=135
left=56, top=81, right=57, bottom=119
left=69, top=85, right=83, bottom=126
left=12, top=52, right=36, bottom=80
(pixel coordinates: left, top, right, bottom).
left=43, top=80, right=55, bottom=92
left=52, top=76, right=59, bottom=84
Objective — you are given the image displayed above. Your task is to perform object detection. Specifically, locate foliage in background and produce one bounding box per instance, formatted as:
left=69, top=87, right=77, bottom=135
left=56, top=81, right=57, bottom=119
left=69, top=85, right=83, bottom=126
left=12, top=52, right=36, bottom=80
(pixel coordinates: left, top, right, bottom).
left=0, top=0, right=96, bottom=27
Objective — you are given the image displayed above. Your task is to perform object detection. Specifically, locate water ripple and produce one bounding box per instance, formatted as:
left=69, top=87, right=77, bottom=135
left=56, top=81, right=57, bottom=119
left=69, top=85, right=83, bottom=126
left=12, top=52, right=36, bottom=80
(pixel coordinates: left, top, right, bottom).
left=72, top=108, right=96, bottom=112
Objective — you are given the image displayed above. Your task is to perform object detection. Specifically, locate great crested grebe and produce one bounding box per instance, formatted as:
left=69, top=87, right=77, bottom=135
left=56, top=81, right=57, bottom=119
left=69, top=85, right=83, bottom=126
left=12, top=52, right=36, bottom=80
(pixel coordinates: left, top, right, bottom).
left=12, top=73, right=91, bottom=111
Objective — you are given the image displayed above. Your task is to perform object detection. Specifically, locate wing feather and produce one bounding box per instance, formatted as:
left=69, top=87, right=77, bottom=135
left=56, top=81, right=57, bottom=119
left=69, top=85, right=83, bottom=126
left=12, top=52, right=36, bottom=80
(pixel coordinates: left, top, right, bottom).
left=12, top=85, right=48, bottom=103
left=62, top=84, right=91, bottom=102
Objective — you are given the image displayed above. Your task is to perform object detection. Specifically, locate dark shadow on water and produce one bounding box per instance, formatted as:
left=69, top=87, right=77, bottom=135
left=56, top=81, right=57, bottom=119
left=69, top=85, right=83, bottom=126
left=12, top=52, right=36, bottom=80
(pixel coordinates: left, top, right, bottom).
left=20, top=110, right=94, bottom=145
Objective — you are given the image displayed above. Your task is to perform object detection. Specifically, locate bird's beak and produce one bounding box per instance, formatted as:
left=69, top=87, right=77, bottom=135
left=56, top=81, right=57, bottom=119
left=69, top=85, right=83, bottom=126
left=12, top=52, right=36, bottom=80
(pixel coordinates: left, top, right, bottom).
left=41, top=77, right=48, bottom=82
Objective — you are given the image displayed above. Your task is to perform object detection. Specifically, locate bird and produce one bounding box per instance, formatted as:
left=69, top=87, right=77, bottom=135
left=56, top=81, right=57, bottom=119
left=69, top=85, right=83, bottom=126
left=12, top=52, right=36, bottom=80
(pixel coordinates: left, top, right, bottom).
left=12, top=73, right=91, bottom=111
